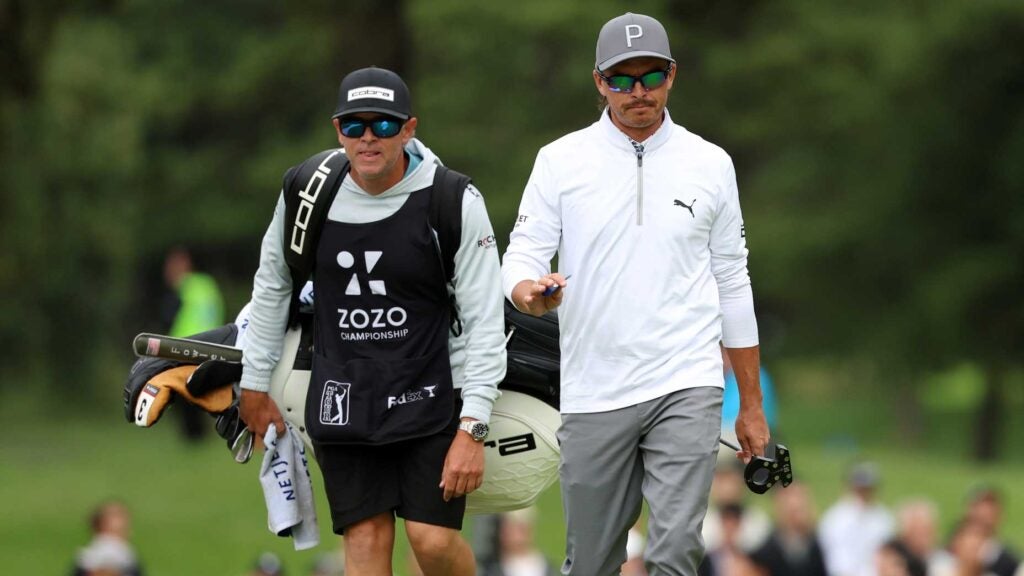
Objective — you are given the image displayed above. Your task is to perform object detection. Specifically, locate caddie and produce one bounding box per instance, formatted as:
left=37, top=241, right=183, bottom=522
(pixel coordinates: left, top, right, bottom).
left=239, top=66, right=506, bottom=575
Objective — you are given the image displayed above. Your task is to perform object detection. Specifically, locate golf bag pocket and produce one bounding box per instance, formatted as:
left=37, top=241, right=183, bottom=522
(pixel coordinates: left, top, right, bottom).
left=305, top=350, right=453, bottom=445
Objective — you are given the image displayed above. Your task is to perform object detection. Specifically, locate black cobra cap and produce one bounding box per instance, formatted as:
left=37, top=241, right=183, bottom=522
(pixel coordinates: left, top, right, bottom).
left=332, top=67, right=411, bottom=120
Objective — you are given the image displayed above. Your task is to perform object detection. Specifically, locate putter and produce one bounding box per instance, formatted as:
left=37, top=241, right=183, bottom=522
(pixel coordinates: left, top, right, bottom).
left=719, top=438, right=793, bottom=495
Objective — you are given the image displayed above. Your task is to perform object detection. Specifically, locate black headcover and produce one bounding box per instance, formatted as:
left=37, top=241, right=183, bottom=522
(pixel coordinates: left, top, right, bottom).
left=501, top=300, right=560, bottom=409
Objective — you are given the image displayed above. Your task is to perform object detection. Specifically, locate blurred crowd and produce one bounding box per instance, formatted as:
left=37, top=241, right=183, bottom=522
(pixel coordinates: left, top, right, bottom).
left=71, top=462, right=1020, bottom=576
left=693, top=457, right=1021, bottom=576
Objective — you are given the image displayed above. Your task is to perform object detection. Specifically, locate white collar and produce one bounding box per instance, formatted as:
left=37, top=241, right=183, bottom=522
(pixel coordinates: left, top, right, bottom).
left=598, top=106, right=675, bottom=153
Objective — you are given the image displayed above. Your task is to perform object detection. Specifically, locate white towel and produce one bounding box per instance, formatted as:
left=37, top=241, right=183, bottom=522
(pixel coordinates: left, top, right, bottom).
left=260, top=423, right=319, bottom=550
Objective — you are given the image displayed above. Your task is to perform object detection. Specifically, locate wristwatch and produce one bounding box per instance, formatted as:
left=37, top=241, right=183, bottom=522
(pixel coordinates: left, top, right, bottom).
left=458, top=419, right=489, bottom=442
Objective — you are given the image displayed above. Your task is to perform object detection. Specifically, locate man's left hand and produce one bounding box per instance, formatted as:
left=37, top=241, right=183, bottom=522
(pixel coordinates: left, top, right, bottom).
left=734, top=405, right=770, bottom=463
left=439, top=426, right=485, bottom=502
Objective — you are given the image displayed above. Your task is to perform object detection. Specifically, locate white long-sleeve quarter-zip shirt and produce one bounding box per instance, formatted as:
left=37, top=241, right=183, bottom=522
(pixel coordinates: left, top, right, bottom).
left=502, top=109, right=758, bottom=414
left=241, top=138, right=505, bottom=424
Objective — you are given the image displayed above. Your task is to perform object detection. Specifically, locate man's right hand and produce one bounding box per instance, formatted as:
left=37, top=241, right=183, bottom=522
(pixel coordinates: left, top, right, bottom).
left=511, top=274, right=569, bottom=317
left=239, top=389, right=286, bottom=447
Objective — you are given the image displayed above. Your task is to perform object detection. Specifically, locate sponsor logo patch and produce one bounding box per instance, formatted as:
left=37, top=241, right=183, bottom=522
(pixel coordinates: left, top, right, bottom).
left=347, top=86, right=395, bottom=102
left=320, top=381, right=351, bottom=426
left=135, top=384, right=161, bottom=427
left=477, top=234, right=496, bottom=249
left=387, top=385, right=438, bottom=410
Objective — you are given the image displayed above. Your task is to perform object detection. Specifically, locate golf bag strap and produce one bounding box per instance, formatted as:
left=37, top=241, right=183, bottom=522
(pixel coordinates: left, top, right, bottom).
left=282, top=149, right=350, bottom=328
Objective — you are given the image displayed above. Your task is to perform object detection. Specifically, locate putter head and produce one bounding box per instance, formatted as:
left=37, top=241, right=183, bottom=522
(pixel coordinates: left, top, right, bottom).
left=743, top=442, right=793, bottom=494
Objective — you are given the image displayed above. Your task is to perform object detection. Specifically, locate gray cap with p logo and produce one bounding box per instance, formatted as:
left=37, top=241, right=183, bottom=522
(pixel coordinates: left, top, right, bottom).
left=595, top=12, right=675, bottom=72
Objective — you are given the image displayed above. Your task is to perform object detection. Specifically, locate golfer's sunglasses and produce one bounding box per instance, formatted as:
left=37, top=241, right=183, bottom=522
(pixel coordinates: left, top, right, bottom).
left=339, top=116, right=405, bottom=138
left=597, top=64, right=673, bottom=93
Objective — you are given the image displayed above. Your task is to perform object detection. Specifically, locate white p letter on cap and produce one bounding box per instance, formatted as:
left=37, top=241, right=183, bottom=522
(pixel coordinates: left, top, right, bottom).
left=625, top=24, right=643, bottom=47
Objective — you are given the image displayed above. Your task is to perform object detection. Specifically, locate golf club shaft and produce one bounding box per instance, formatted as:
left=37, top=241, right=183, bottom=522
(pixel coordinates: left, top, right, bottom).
left=719, top=438, right=741, bottom=452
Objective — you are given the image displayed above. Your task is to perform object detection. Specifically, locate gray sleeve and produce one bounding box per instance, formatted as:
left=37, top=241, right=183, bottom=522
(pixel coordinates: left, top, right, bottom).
left=240, top=194, right=292, bottom=392
left=451, top=184, right=505, bottom=423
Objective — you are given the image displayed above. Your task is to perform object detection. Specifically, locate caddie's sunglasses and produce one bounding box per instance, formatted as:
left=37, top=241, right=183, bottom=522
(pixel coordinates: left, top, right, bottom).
left=339, top=116, right=405, bottom=138
left=597, top=64, right=673, bottom=93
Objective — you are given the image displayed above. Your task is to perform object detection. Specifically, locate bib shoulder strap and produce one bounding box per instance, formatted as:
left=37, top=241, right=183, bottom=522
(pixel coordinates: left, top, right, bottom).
left=429, top=165, right=471, bottom=336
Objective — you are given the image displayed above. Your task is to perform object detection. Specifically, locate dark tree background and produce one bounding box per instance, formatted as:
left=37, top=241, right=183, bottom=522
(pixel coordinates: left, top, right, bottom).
left=1, top=0, right=1021, bottom=459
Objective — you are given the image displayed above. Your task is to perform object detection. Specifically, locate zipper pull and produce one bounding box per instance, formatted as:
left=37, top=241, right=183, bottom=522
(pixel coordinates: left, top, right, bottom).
left=631, top=140, right=645, bottom=166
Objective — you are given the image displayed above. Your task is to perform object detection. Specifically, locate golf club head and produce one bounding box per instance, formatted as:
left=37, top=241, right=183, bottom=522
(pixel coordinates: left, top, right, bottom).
left=230, top=427, right=254, bottom=464
left=743, top=442, right=793, bottom=494
left=213, top=398, right=253, bottom=464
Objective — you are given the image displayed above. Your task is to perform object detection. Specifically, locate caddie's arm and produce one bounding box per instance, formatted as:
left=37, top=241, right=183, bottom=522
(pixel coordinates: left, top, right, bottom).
left=239, top=194, right=290, bottom=441
left=440, top=183, right=505, bottom=501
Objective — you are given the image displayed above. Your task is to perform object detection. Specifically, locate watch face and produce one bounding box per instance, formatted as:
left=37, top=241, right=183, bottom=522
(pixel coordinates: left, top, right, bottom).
left=464, top=421, right=488, bottom=440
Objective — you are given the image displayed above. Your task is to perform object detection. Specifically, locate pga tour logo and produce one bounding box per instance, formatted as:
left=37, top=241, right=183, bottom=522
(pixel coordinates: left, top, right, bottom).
left=320, top=381, right=351, bottom=426
left=348, top=86, right=395, bottom=102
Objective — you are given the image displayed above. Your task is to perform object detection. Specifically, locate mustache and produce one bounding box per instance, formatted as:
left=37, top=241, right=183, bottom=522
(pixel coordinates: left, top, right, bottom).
left=626, top=99, right=657, bottom=109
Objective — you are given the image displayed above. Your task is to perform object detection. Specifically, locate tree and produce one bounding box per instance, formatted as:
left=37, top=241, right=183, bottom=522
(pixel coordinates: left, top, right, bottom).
left=673, top=0, right=1024, bottom=459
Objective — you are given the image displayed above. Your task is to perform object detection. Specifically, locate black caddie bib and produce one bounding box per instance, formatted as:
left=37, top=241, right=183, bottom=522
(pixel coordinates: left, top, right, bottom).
left=305, top=186, right=455, bottom=445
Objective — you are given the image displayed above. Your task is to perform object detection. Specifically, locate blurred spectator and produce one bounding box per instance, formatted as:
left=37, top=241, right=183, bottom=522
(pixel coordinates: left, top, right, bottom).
left=472, top=508, right=556, bottom=576
left=818, top=461, right=895, bottom=576
left=71, top=500, right=143, bottom=576
left=699, top=502, right=758, bottom=575
left=248, top=552, right=284, bottom=576
left=621, top=522, right=648, bottom=576
left=749, top=480, right=827, bottom=576
left=495, top=507, right=557, bottom=576
left=308, top=541, right=345, bottom=576
left=721, top=346, right=778, bottom=434
left=960, top=485, right=1021, bottom=576
left=160, top=245, right=225, bottom=441
left=948, top=520, right=990, bottom=576
left=472, top=514, right=503, bottom=575
left=703, top=458, right=773, bottom=553
left=895, top=498, right=955, bottom=576
left=875, top=539, right=926, bottom=576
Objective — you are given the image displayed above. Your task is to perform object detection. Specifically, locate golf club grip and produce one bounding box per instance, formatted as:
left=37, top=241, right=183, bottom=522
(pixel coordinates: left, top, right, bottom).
left=133, top=333, right=243, bottom=364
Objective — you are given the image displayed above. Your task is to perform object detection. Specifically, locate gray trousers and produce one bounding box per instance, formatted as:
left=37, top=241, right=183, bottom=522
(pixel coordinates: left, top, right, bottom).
left=558, top=386, right=722, bottom=576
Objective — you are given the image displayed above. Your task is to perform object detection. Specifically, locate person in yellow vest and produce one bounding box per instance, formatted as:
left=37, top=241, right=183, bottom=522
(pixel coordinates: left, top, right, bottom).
left=162, top=246, right=225, bottom=440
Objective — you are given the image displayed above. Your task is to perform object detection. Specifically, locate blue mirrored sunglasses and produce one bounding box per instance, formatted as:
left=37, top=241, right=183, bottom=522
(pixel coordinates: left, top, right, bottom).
left=339, top=116, right=405, bottom=138
left=597, top=65, right=673, bottom=93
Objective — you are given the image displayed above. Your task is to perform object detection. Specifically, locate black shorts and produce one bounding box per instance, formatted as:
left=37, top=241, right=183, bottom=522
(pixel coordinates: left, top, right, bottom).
left=313, top=401, right=465, bottom=534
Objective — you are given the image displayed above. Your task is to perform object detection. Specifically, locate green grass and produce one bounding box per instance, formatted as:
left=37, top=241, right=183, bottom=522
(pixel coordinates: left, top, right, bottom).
left=4, top=379, right=1023, bottom=575
left=1, top=389, right=566, bottom=575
